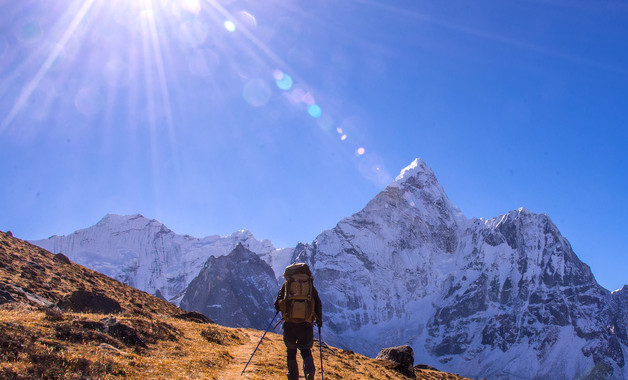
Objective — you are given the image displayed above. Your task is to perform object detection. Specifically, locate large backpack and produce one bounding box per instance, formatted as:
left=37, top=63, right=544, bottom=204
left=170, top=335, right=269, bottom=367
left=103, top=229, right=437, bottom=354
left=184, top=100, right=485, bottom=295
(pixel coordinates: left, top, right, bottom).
left=279, top=263, right=315, bottom=324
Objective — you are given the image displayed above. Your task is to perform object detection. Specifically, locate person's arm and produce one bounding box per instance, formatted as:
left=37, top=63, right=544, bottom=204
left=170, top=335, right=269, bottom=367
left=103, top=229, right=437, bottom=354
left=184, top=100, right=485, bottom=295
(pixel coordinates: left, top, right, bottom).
left=313, top=286, right=322, bottom=327
left=274, top=283, right=285, bottom=312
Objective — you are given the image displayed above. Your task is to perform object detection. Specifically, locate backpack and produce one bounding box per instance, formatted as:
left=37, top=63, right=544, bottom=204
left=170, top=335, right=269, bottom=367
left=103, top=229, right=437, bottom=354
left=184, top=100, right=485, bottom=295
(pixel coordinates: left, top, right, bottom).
left=279, top=263, right=315, bottom=324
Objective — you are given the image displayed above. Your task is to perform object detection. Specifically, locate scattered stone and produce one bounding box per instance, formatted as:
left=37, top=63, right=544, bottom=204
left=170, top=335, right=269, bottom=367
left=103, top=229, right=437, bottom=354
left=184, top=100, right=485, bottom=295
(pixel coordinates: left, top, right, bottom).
left=100, top=317, right=147, bottom=348
left=24, top=291, right=54, bottom=308
left=174, top=311, right=214, bottom=324
left=60, top=290, right=122, bottom=314
left=5, top=231, right=12, bottom=237
left=2, top=284, right=53, bottom=308
left=53, top=253, right=71, bottom=265
left=98, top=343, right=131, bottom=356
left=44, top=305, right=64, bottom=321
left=376, top=345, right=415, bottom=378
left=25, top=260, right=45, bottom=272
left=0, top=290, right=16, bottom=305
left=415, top=364, right=439, bottom=371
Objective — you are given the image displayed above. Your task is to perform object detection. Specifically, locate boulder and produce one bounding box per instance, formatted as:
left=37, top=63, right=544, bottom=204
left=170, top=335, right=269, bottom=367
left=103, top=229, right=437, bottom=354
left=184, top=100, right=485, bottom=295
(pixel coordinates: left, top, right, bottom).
left=60, top=290, right=122, bottom=314
left=376, top=345, right=415, bottom=378
left=53, top=253, right=71, bottom=265
left=101, top=317, right=147, bottom=348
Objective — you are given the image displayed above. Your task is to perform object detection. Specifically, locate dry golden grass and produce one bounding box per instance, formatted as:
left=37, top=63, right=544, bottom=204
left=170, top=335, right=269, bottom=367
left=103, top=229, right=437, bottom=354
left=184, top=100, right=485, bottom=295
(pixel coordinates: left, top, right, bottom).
left=0, top=231, right=469, bottom=379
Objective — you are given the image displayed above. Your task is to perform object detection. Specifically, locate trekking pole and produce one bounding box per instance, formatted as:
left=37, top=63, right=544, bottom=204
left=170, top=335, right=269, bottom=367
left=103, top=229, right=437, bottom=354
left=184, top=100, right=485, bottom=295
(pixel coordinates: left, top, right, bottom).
left=241, top=311, right=279, bottom=375
left=318, top=325, right=324, bottom=380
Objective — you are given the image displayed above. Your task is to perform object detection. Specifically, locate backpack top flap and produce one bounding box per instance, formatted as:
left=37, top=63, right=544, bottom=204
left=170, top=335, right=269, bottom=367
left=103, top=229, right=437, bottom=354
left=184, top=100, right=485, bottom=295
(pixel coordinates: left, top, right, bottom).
left=283, top=263, right=312, bottom=280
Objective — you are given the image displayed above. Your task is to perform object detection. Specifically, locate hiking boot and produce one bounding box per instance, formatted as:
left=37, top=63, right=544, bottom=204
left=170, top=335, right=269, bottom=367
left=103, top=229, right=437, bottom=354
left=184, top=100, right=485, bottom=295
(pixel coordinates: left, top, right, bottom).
left=305, top=374, right=315, bottom=380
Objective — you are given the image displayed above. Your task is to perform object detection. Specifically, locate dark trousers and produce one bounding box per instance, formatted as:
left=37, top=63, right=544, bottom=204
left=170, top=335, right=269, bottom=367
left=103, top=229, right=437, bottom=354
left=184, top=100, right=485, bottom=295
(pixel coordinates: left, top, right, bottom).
left=283, top=323, right=315, bottom=380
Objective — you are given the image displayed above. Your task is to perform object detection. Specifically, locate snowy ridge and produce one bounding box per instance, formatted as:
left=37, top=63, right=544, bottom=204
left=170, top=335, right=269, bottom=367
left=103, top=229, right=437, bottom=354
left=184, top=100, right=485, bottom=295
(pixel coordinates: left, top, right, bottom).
left=32, top=214, right=292, bottom=303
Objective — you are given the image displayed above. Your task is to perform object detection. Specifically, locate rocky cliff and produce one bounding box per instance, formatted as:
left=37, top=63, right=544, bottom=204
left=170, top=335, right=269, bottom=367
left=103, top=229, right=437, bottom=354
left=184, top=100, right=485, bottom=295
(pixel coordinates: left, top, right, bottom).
left=180, top=243, right=279, bottom=330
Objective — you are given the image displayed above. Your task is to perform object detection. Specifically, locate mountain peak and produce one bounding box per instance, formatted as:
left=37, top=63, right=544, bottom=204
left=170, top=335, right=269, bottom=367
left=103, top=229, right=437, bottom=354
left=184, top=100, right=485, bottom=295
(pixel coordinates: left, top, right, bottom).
left=97, top=213, right=147, bottom=225
left=387, top=158, right=461, bottom=218
left=394, top=158, right=432, bottom=183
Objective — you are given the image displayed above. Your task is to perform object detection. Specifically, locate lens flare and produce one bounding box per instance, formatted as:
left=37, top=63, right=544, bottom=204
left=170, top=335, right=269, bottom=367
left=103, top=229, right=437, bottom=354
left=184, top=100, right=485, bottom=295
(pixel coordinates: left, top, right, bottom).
left=317, top=113, right=334, bottom=131
left=307, top=104, right=322, bottom=118
left=273, top=70, right=293, bottom=91
left=243, top=79, right=271, bottom=107
left=224, top=20, right=236, bottom=32
left=16, top=20, right=43, bottom=43
left=356, top=147, right=365, bottom=155
left=302, top=92, right=315, bottom=105
left=238, top=11, right=257, bottom=28
left=286, top=87, right=306, bottom=103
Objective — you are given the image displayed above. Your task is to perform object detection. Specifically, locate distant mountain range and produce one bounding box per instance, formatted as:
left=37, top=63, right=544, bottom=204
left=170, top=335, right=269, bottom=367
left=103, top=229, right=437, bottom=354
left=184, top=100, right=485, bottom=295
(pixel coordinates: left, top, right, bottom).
left=33, top=214, right=292, bottom=306
left=33, top=158, right=628, bottom=379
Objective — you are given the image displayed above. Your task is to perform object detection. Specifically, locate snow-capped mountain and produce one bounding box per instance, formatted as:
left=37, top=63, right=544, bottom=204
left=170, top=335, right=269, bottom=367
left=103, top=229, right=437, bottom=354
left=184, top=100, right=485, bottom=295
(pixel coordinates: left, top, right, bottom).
left=288, top=158, right=627, bottom=379
left=32, top=214, right=291, bottom=303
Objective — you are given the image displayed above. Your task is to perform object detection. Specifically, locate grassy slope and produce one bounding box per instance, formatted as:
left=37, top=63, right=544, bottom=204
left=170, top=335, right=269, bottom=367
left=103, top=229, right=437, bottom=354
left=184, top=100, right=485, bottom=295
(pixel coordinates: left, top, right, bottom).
left=0, top=231, right=468, bottom=379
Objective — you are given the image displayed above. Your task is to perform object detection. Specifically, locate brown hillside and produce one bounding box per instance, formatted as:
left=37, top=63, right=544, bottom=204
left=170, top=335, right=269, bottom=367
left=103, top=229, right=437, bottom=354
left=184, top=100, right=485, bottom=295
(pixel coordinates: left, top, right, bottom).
left=0, top=231, right=469, bottom=379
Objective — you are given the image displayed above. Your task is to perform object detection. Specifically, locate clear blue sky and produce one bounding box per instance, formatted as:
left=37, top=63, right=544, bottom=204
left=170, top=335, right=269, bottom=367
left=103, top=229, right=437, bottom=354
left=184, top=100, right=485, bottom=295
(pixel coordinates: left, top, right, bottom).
left=1, top=0, right=626, bottom=291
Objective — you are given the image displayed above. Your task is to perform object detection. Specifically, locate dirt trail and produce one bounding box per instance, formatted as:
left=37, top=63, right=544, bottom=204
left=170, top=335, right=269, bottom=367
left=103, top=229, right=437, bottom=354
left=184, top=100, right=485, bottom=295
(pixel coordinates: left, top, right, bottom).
left=221, top=330, right=287, bottom=379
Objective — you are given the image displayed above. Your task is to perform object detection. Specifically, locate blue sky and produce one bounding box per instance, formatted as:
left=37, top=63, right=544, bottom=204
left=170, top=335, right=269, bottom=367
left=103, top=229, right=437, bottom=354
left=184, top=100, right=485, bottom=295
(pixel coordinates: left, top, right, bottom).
left=0, top=0, right=626, bottom=291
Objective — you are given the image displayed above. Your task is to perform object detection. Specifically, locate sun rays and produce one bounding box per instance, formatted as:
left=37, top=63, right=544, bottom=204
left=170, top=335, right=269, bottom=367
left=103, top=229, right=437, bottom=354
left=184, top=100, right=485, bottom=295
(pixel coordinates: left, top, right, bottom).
left=0, top=0, right=97, bottom=132
left=0, top=0, right=387, bottom=188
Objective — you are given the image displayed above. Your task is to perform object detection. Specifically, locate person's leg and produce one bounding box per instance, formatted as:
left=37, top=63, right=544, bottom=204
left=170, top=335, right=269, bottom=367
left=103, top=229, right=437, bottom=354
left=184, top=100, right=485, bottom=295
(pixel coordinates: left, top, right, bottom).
left=286, top=348, right=298, bottom=380
left=296, top=325, right=315, bottom=379
left=283, top=324, right=299, bottom=380
left=300, top=348, right=315, bottom=379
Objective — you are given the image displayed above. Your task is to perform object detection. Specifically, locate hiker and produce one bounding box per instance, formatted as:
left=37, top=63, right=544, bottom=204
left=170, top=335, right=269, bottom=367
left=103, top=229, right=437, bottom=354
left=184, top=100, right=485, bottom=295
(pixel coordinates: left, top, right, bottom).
left=274, top=263, right=323, bottom=380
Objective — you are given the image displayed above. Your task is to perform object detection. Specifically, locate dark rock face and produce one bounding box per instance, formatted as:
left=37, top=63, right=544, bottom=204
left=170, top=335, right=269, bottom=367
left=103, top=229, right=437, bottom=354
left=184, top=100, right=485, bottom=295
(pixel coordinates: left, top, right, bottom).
left=60, top=290, right=122, bottom=314
left=180, top=243, right=279, bottom=330
left=376, top=345, right=415, bottom=378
